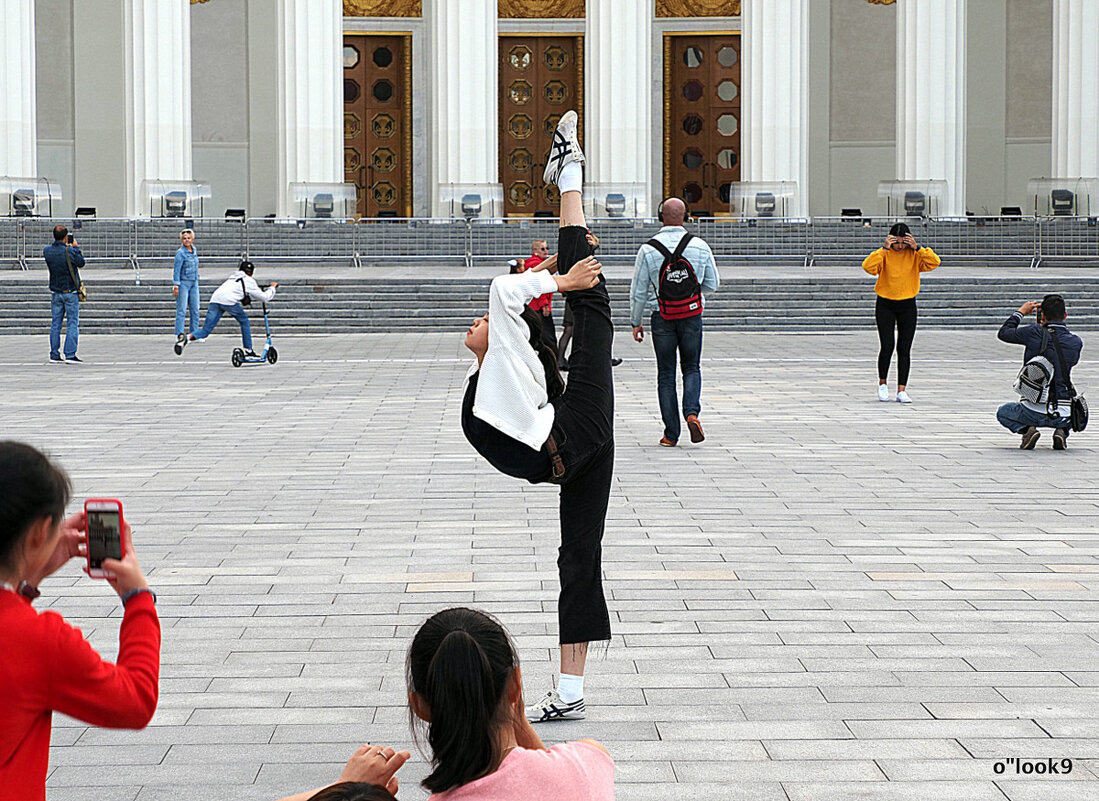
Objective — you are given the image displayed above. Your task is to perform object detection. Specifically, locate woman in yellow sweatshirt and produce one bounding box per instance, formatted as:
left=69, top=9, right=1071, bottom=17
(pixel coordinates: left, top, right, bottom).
left=861, top=222, right=941, bottom=403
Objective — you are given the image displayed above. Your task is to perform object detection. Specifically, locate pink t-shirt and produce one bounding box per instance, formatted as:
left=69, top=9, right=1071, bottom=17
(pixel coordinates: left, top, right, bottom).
left=429, top=741, right=615, bottom=801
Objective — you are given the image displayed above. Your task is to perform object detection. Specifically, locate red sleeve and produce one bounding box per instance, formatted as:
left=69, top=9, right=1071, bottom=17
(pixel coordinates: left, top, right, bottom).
left=46, top=593, right=161, bottom=729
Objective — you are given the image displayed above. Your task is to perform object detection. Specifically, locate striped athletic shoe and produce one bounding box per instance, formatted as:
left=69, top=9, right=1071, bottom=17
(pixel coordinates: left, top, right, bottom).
left=542, top=110, right=585, bottom=187
left=525, top=689, right=586, bottom=722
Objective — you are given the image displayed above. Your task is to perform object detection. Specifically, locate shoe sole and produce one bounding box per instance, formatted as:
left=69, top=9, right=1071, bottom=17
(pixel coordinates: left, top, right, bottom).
left=529, top=711, right=586, bottom=722
left=1020, top=430, right=1040, bottom=449
left=687, top=418, right=705, bottom=442
left=659, top=440, right=676, bottom=447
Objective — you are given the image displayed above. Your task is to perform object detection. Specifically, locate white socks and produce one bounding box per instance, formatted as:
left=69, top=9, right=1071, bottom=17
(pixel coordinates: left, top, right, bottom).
left=558, top=161, right=583, bottom=196
left=557, top=672, right=584, bottom=703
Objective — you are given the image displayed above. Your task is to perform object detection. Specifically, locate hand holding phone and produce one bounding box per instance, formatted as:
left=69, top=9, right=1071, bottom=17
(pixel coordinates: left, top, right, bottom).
left=85, top=499, right=148, bottom=597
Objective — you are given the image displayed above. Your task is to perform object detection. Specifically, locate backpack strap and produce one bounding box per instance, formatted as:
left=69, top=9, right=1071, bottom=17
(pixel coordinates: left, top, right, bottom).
left=1048, top=326, right=1077, bottom=403
left=671, top=232, right=694, bottom=262
left=646, top=238, right=673, bottom=260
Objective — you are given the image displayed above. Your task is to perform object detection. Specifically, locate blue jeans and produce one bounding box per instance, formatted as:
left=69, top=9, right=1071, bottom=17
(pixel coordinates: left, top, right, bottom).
left=194, top=302, right=252, bottom=349
left=650, top=311, right=703, bottom=442
left=997, top=402, right=1071, bottom=439
left=175, top=279, right=200, bottom=336
left=50, top=291, right=80, bottom=359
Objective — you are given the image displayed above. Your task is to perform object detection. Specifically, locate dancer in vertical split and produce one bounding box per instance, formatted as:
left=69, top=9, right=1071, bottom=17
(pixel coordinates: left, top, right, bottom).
left=460, top=110, right=614, bottom=722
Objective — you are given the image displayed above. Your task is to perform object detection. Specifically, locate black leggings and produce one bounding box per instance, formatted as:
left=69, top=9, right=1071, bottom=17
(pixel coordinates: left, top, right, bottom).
left=875, top=296, right=918, bottom=386
left=546, top=225, right=614, bottom=644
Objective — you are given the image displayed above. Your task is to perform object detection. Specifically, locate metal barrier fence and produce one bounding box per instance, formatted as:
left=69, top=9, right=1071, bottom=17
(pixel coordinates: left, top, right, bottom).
left=1036, top=216, right=1099, bottom=267
left=2, top=215, right=1096, bottom=276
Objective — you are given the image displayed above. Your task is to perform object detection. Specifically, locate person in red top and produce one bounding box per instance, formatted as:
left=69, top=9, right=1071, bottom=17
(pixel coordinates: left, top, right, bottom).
left=521, top=240, right=557, bottom=351
left=0, top=441, right=160, bottom=801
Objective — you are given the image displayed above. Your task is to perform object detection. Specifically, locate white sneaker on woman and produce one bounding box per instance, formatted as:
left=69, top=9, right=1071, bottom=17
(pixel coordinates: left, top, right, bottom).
left=877, top=384, right=889, bottom=402
left=543, top=110, right=585, bottom=186
left=896, top=390, right=912, bottom=404
left=525, top=689, right=586, bottom=722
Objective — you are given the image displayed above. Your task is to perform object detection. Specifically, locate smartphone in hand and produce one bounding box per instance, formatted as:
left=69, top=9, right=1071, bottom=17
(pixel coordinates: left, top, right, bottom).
left=84, top=499, right=125, bottom=578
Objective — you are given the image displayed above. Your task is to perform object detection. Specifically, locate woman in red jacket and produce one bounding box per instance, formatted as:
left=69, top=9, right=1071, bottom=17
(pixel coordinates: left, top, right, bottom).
left=0, top=441, right=160, bottom=801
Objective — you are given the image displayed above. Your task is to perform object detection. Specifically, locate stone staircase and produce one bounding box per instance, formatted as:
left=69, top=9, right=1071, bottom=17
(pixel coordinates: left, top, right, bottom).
left=3, top=274, right=1099, bottom=334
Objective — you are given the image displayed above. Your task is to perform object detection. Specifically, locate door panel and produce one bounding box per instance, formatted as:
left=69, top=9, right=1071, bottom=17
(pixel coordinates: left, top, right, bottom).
left=664, top=35, right=741, bottom=217
left=344, top=33, right=412, bottom=218
left=499, top=35, right=583, bottom=217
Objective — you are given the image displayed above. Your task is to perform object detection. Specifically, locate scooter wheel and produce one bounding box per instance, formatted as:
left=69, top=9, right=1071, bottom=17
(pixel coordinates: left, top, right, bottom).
left=174, top=343, right=183, bottom=356
left=231, top=348, right=244, bottom=368
left=267, top=347, right=278, bottom=364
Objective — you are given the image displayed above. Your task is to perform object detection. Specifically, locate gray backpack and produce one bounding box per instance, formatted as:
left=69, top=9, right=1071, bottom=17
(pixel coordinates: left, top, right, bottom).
left=1013, top=328, right=1055, bottom=409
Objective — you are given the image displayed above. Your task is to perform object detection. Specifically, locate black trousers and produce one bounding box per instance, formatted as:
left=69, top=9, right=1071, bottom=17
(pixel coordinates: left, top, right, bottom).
left=545, top=225, right=614, bottom=645
left=875, top=296, right=918, bottom=386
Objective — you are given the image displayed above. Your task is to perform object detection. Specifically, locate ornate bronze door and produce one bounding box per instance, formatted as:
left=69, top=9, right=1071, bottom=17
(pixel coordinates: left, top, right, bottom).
left=343, top=33, right=412, bottom=218
left=664, top=35, right=741, bottom=217
left=499, top=35, right=583, bottom=217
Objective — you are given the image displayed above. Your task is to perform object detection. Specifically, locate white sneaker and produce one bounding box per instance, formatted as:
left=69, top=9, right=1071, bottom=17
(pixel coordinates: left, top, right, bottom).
left=896, top=390, right=912, bottom=404
left=542, top=110, right=585, bottom=186
left=877, top=384, right=889, bottom=402
left=525, top=689, right=586, bottom=722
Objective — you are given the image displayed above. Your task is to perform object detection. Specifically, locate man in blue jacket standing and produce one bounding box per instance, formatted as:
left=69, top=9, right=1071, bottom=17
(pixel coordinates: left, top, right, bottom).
left=43, top=225, right=85, bottom=364
left=997, top=294, right=1083, bottom=450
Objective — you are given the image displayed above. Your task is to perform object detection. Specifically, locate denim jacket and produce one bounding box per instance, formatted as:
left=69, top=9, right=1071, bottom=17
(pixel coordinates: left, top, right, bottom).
left=173, top=246, right=200, bottom=284
left=998, top=312, right=1083, bottom=401
left=44, top=242, right=85, bottom=293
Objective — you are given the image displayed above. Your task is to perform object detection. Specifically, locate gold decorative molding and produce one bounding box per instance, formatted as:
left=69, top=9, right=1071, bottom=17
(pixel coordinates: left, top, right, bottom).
left=657, top=0, right=741, bottom=17
left=190, top=0, right=212, bottom=4
left=867, top=0, right=897, bottom=4
left=499, top=0, right=584, bottom=19
left=344, top=0, right=421, bottom=16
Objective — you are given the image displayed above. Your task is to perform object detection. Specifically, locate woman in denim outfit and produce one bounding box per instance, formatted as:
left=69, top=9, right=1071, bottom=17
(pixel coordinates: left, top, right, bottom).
left=173, top=229, right=201, bottom=342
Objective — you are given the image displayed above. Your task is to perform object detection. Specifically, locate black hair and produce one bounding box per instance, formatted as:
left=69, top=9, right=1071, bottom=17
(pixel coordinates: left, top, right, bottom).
left=407, top=608, right=520, bottom=794
left=53, top=225, right=68, bottom=242
left=305, top=783, right=397, bottom=801
left=1041, top=293, right=1066, bottom=322
left=520, top=306, right=565, bottom=400
left=239, top=259, right=255, bottom=275
left=889, top=222, right=911, bottom=237
left=0, top=442, right=72, bottom=570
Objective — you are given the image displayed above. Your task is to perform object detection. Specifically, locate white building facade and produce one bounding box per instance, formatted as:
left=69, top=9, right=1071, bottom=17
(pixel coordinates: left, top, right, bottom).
left=3, top=0, right=1096, bottom=219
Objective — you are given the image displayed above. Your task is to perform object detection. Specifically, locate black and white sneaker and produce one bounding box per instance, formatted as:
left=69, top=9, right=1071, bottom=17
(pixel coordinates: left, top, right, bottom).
left=525, top=690, right=586, bottom=722
left=542, top=110, right=585, bottom=187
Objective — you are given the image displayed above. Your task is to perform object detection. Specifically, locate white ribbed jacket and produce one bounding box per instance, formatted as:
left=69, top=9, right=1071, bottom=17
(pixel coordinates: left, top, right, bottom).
left=464, top=270, right=559, bottom=450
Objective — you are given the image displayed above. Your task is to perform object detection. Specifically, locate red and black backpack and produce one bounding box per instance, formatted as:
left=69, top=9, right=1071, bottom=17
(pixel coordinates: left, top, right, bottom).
left=647, top=233, right=703, bottom=320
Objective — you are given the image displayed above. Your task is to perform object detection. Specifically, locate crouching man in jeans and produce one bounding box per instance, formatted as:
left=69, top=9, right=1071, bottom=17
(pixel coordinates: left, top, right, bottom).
left=996, top=294, right=1082, bottom=450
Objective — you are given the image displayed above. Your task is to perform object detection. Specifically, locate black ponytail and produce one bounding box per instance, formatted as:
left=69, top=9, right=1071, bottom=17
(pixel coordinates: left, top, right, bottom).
left=520, top=305, right=565, bottom=400
left=0, top=442, right=71, bottom=571
left=407, top=608, right=519, bottom=794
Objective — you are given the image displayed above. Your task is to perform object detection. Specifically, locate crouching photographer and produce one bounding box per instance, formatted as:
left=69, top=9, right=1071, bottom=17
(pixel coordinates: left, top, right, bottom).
left=996, top=294, right=1086, bottom=449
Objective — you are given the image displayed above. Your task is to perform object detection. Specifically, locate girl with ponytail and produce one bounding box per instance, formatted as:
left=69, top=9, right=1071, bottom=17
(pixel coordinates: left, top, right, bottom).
left=460, top=111, right=616, bottom=722
left=407, top=608, right=614, bottom=799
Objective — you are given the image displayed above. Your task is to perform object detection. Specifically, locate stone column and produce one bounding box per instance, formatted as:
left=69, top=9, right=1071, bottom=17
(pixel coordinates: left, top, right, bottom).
left=425, top=0, right=498, bottom=216
left=586, top=0, right=652, bottom=210
left=896, top=0, right=967, bottom=216
left=742, top=0, right=810, bottom=217
left=275, top=0, right=342, bottom=216
left=0, top=0, right=37, bottom=178
left=124, top=0, right=193, bottom=216
left=1052, top=0, right=1099, bottom=178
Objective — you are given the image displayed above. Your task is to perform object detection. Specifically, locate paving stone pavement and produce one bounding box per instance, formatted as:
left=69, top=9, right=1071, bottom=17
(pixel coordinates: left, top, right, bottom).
left=2, top=327, right=1098, bottom=801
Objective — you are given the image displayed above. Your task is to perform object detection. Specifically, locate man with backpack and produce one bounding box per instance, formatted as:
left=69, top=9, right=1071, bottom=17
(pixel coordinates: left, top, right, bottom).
left=629, top=197, right=719, bottom=446
left=997, top=294, right=1084, bottom=449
